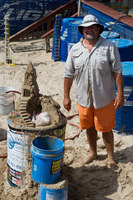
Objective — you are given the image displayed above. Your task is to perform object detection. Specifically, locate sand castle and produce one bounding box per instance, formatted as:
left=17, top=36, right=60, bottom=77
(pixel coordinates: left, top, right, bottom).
left=18, top=61, right=40, bottom=127
left=11, top=61, right=65, bottom=130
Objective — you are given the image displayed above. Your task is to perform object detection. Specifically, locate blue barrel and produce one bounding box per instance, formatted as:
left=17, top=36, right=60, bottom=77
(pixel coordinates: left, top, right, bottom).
left=100, top=23, right=108, bottom=31
left=101, top=31, right=120, bottom=39
left=60, top=18, right=73, bottom=62
left=38, top=178, right=68, bottom=200
left=103, top=24, right=108, bottom=31
left=30, top=136, right=64, bottom=184
left=109, top=38, right=133, bottom=61
left=67, top=20, right=83, bottom=43
left=114, top=62, right=133, bottom=135
left=68, top=43, right=75, bottom=52
left=60, top=17, right=83, bottom=62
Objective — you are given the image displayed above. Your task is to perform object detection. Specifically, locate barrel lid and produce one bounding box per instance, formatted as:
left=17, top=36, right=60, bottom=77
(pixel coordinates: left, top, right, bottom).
left=121, top=62, right=133, bottom=76
left=101, top=31, right=120, bottom=39
left=69, top=19, right=83, bottom=26
left=62, top=17, right=83, bottom=24
left=109, top=38, right=133, bottom=48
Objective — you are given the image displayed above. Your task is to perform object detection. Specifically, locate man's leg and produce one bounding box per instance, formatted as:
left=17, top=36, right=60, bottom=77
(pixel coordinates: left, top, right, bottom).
left=102, top=130, right=117, bottom=165
left=84, top=126, right=98, bottom=164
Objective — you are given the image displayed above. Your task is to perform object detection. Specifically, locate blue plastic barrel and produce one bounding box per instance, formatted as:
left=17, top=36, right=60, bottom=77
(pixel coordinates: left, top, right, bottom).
left=38, top=178, right=68, bottom=200
left=114, top=62, right=133, bottom=135
left=60, top=17, right=83, bottom=62
left=30, top=136, right=64, bottom=184
left=67, top=20, right=83, bottom=43
left=101, top=31, right=120, bottom=39
left=103, top=24, right=108, bottom=31
left=109, top=38, right=133, bottom=61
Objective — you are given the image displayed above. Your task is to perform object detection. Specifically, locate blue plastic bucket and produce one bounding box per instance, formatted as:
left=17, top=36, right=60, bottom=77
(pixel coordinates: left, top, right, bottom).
left=38, top=178, right=68, bottom=200
left=30, top=136, right=64, bottom=184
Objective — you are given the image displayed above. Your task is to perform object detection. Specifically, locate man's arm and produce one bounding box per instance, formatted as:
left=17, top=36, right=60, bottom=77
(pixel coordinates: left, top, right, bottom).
left=113, top=72, right=124, bottom=109
left=63, top=77, right=73, bottom=111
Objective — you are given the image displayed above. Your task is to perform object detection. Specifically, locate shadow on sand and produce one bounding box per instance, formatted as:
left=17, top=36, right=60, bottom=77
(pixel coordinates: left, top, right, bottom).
left=64, top=145, right=133, bottom=200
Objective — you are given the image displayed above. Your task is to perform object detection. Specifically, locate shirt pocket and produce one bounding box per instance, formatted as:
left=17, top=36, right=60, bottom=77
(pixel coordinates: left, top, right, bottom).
left=94, top=48, right=109, bottom=71
left=73, top=51, right=85, bottom=75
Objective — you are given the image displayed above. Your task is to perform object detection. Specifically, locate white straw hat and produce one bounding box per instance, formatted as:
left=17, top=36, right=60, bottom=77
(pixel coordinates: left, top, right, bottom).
left=78, top=14, right=104, bottom=35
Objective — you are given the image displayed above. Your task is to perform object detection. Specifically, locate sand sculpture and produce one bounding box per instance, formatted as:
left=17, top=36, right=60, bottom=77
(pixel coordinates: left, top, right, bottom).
left=18, top=61, right=40, bottom=127
left=12, top=61, right=65, bottom=129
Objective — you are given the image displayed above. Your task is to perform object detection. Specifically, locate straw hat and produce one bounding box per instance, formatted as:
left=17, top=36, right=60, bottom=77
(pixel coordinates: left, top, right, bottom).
left=78, top=14, right=104, bottom=35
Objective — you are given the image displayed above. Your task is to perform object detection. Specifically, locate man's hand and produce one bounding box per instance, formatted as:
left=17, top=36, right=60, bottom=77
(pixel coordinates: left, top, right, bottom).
left=63, top=97, right=71, bottom=111
left=63, top=77, right=73, bottom=111
left=114, top=94, right=124, bottom=109
left=113, top=72, right=124, bottom=109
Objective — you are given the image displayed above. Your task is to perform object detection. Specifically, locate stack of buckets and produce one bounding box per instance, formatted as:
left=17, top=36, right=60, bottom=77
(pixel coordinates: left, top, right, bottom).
left=52, top=14, right=62, bottom=61
left=109, top=38, right=133, bottom=135
left=30, top=135, right=68, bottom=200
left=114, top=62, right=133, bottom=135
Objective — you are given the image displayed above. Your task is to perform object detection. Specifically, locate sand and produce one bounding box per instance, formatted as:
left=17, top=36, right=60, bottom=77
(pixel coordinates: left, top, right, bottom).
left=0, top=38, right=133, bottom=200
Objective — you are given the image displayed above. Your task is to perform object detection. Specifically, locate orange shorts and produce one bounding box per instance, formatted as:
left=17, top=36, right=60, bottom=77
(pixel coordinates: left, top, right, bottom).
left=78, top=101, right=116, bottom=132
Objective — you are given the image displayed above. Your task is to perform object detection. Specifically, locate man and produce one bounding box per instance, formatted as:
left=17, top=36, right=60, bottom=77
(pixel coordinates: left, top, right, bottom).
left=63, top=15, right=124, bottom=170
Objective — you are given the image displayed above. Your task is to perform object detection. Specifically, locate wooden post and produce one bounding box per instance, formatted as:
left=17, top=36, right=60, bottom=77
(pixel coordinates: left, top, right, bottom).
left=45, top=37, right=50, bottom=53
left=78, top=0, right=81, bottom=16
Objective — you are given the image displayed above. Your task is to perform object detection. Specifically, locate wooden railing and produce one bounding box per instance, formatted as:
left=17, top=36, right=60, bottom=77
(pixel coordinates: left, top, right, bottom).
left=41, top=12, right=78, bottom=39
left=10, top=0, right=77, bottom=42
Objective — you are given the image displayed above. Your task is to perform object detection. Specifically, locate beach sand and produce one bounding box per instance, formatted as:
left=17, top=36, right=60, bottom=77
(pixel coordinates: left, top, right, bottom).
left=0, top=38, right=133, bottom=200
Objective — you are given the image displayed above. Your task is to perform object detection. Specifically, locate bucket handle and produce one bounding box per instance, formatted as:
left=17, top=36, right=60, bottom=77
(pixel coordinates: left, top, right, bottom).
left=6, top=91, right=21, bottom=94
left=44, top=151, right=64, bottom=158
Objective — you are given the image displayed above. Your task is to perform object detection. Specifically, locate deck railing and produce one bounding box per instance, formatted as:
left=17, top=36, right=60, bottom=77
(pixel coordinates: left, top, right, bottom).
left=10, top=0, right=77, bottom=42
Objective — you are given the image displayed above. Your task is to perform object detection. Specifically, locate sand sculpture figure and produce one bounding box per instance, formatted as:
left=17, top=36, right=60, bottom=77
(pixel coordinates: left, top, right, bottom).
left=18, top=61, right=40, bottom=127
left=16, top=61, right=62, bottom=128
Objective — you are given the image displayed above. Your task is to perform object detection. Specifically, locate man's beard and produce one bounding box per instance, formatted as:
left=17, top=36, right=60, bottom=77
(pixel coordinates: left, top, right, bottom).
left=84, top=32, right=95, bottom=40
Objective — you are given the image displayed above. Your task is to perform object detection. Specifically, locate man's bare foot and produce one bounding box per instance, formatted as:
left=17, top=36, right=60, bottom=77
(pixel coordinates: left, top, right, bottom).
left=81, top=154, right=98, bottom=165
left=107, top=161, right=121, bottom=173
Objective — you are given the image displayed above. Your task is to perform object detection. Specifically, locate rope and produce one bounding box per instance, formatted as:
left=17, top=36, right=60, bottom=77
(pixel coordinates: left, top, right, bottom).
left=65, top=113, right=82, bottom=141
left=6, top=90, right=21, bottom=94
left=105, top=14, right=132, bottom=39
left=0, top=155, right=7, bottom=158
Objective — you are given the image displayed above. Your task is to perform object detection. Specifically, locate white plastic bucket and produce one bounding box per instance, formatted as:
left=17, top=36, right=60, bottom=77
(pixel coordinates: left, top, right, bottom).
left=0, top=86, right=15, bottom=115
left=7, top=125, right=29, bottom=187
